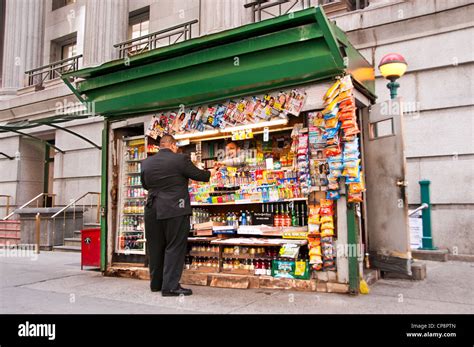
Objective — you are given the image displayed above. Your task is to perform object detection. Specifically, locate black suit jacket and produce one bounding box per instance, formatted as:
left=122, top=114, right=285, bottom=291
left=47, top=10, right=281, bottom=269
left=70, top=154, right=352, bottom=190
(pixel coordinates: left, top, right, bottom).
left=141, top=148, right=210, bottom=220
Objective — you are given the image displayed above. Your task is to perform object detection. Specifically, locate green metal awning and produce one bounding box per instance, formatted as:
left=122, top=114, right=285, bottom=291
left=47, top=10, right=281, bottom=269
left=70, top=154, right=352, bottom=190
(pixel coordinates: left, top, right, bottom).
left=63, top=7, right=375, bottom=118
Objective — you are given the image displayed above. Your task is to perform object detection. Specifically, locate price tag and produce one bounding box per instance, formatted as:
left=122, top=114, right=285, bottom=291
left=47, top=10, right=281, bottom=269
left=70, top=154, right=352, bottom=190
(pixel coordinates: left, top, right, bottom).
left=263, top=127, right=269, bottom=142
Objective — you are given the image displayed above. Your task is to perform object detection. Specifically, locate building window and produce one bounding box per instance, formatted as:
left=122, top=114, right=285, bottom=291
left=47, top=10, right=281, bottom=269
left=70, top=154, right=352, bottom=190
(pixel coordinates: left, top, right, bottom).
left=52, top=0, right=76, bottom=11
left=51, top=33, right=77, bottom=63
left=127, top=7, right=150, bottom=54
left=61, top=41, right=77, bottom=60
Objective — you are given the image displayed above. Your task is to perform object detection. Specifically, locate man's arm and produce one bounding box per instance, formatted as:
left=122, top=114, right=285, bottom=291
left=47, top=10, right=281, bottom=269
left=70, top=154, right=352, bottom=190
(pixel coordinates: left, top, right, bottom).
left=140, top=168, right=149, bottom=190
left=181, top=155, right=211, bottom=182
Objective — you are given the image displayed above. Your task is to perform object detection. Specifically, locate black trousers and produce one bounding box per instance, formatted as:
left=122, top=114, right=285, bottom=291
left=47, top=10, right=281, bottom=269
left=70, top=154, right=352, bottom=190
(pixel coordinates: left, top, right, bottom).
left=145, top=202, right=190, bottom=291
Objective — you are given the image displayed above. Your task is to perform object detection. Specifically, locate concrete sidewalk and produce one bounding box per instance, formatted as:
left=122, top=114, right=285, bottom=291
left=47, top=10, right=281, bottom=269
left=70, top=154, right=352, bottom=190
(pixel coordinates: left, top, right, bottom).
left=0, top=252, right=473, bottom=314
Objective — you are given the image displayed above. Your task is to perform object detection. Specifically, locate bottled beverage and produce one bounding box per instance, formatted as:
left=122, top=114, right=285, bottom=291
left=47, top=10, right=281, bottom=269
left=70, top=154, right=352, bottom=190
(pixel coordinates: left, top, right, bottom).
left=301, top=204, right=307, bottom=226
left=291, top=205, right=298, bottom=226
left=241, top=211, right=247, bottom=226
left=274, top=204, right=280, bottom=227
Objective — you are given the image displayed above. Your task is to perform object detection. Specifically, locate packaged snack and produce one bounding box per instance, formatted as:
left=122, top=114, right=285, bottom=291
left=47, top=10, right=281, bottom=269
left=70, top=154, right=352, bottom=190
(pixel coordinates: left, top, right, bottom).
left=341, top=118, right=357, bottom=129
left=322, top=97, right=339, bottom=115
left=320, top=215, right=333, bottom=224
left=321, top=221, right=334, bottom=230
left=343, top=166, right=360, bottom=178
left=320, top=199, right=333, bottom=208
left=328, top=181, right=339, bottom=191
left=323, top=107, right=339, bottom=120
left=326, top=190, right=340, bottom=200
left=344, top=139, right=359, bottom=153
left=319, top=206, right=333, bottom=216
left=309, top=246, right=322, bottom=256
left=321, top=229, right=334, bottom=237
left=328, top=161, right=344, bottom=170
left=343, top=151, right=360, bottom=161
left=327, top=154, right=344, bottom=162
left=323, top=79, right=341, bottom=102
left=325, top=117, right=339, bottom=129
left=345, top=175, right=361, bottom=184
left=339, top=75, right=354, bottom=92
left=324, top=145, right=342, bottom=157
left=330, top=169, right=343, bottom=178
left=343, top=159, right=360, bottom=168
left=348, top=192, right=363, bottom=203
left=323, top=125, right=340, bottom=139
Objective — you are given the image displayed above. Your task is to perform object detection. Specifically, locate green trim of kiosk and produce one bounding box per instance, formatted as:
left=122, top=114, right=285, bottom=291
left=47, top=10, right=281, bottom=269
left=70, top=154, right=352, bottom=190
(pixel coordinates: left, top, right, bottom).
left=100, top=121, right=108, bottom=271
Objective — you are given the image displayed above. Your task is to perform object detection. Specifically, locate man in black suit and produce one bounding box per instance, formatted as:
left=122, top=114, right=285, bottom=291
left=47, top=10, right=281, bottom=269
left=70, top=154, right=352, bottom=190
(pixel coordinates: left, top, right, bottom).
left=141, top=134, right=216, bottom=296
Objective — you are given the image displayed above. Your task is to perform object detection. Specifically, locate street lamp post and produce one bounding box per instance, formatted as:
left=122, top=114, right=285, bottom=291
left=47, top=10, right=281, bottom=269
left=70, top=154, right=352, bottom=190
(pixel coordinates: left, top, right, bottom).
left=378, top=53, right=408, bottom=99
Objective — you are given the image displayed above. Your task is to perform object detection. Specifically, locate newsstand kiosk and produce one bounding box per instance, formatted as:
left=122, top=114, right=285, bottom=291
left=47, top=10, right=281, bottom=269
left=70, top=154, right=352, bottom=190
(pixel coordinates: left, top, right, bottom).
left=63, top=7, right=413, bottom=294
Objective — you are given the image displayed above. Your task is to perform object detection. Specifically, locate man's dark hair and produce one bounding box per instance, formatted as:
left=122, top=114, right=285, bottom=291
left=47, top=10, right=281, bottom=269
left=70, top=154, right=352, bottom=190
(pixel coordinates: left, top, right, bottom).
left=160, top=134, right=176, bottom=148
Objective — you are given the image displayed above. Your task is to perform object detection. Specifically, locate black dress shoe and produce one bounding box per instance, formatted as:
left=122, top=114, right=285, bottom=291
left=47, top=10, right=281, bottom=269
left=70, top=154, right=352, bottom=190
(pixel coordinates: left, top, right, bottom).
left=162, top=285, right=193, bottom=297
left=150, top=288, right=161, bottom=292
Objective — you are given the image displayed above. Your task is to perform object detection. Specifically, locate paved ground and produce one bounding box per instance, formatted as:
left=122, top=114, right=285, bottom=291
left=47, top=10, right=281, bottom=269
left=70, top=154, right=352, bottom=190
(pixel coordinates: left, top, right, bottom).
left=0, top=251, right=473, bottom=314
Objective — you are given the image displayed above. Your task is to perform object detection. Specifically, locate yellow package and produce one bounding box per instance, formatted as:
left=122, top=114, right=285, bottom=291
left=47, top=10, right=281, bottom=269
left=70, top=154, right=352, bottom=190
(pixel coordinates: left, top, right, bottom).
left=343, top=166, right=360, bottom=178
left=320, top=215, right=333, bottom=224
left=325, top=117, right=339, bottom=129
left=320, top=199, right=333, bottom=208
left=309, top=246, right=322, bottom=256
left=321, top=221, right=334, bottom=230
left=321, top=229, right=335, bottom=237
left=295, top=261, right=307, bottom=276
left=323, top=79, right=341, bottom=102
left=322, top=97, right=339, bottom=115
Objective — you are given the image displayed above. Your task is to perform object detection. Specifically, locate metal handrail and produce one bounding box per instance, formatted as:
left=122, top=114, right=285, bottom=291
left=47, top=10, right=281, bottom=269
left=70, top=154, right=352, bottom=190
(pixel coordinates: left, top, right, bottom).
left=51, top=192, right=100, bottom=222
left=24, top=54, right=83, bottom=87
left=114, top=20, right=198, bottom=59
left=409, top=203, right=428, bottom=217
left=0, top=195, right=12, bottom=218
left=3, top=193, right=56, bottom=220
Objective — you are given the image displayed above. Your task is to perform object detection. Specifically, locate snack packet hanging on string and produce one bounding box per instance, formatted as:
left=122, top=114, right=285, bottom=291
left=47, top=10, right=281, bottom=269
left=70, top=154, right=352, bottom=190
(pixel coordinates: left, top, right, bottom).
left=320, top=215, right=333, bottom=224
left=344, top=138, right=359, bottom=153
left=326, top=190, right=340, bottom=200
left=343, top=159, right=360, bottom=169
left=321, top=228, right=335, bottom=238
left=343, top=166, right=360, bottom=178
left=322, top=97, right=339, bottom=115
left=324, top=145, right=342, bottom=157
left=343, top=151, right=360, bottom=161
left=325, top=117, right=339, bottom=129
left=339, top=75, right=354, bottom=92
left=321, top=221, right=334, bottom=230
left=348, top=192, right=363, bottom=203
left=327, top=153, right=344, bottom=162
left=329, top=161, right=344, bottom=170
left=323, top=79, right=341, bottom=102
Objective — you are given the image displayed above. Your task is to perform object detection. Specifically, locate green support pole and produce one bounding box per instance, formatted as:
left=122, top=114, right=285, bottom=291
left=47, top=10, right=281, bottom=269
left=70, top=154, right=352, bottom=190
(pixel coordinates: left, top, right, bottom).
left=100, top=120, right=109, bottom=271
left=419, top=180, right=436, bottom=250
left=347, top=203, right=359, bottom=295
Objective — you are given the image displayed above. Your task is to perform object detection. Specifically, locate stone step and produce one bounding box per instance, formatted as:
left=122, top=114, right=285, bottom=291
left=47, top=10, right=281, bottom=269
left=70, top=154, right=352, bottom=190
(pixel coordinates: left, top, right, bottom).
left=53, top=245, right=81, bottom=253
left=64, top=238, right=81, bottom=247
left=74, top=230, right=82, bottom=237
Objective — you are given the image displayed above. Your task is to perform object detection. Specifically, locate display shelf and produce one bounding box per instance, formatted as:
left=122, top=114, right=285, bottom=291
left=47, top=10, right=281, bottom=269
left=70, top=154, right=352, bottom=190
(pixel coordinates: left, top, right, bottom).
left=211, top=238, right=307, bottom=247
left=187, top=267, right=218, bottom=273
left=115, top=249, right=145, bottom=255
left=191, top=197, right=307, bottom=206
left=125, top=159, right=145, bottom=162
left=221, top=253, right=273, bottom=260
left=189, top=251, right=219, bottom=258
left=122, top=213, right=144, bottom=216
left=187, top=237, right=218, bottom=243
left=125, top=185, right=143, bottom=188
left=124, top=197, right=146, bottom=200
left=125, top=171, right=141, bottom=175
left=120, top=229, right=145, bottom=233
left=221, top=269, right=255, bottom=275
